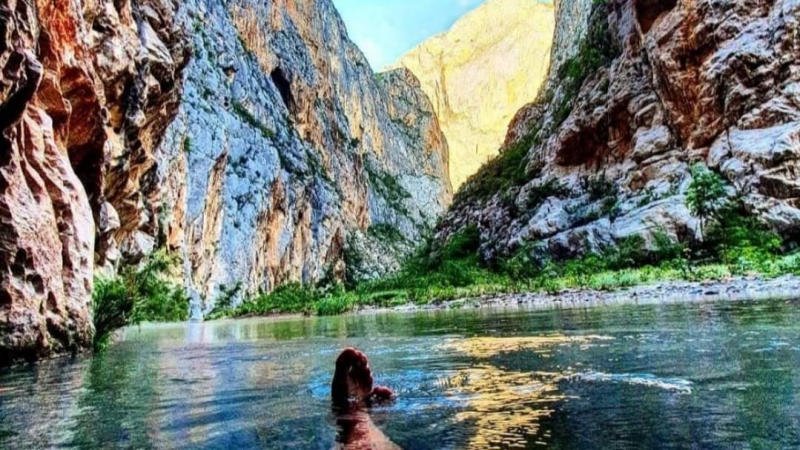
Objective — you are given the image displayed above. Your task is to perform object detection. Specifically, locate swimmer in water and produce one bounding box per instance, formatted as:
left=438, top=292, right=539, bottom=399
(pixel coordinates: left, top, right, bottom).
left=331, top=348, right=398, bottom=449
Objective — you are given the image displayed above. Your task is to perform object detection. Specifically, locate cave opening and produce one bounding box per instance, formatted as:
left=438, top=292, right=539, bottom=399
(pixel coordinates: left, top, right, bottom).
left=68, top=143, right=105, bottom=210
left=270, top=67, right=295, bottom=111
left=635, top=0, right=677, bottom=33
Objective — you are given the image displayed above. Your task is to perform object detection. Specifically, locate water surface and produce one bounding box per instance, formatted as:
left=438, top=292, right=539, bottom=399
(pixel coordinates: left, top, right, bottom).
left=2, top=298, right=800, bottom=448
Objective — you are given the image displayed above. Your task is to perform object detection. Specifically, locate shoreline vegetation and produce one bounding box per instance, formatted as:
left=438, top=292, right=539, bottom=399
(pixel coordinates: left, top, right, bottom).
left=204, top=164, right=800, bottom=319
left=364, top=274, right=800, bottom=315
left=92, top=165, right=800, bottom=348
left=208, top=230, right=799, bottom=320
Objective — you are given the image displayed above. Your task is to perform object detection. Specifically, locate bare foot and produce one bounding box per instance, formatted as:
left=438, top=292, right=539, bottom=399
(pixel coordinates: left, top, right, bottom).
left=331, top=348, right=395, bottom=407
left=331, top=348, right=398, bottom=449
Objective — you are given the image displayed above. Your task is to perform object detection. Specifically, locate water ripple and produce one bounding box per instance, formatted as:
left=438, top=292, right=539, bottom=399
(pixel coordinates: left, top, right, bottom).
left=567, top=371, right=693, bottom=394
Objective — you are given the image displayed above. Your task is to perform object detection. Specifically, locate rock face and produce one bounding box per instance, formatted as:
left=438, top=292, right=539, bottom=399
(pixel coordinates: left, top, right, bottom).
left=394, top=0, right=555, bottom=190
left=440, top=0, right=800, bottom=262
left=155, top=0, right=451, bottom=312
left=0, top=0, right=451, bottom=357
left=0, top=0, right=189, bottom=360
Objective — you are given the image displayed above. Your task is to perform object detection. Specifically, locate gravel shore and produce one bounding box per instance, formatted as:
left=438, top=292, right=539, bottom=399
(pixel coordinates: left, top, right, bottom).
left=357, top=275, right=800, bottom=315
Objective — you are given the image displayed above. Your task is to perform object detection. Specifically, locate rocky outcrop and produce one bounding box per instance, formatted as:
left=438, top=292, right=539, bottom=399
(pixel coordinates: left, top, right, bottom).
left=344, top=68, right=453, bottom=281
left=1, top=0, right=450, bottom=357
left=440, top=0, right=800, bottom=263
left=0, top=0, right=189, bottom=360
left=155, top=0, right=451, bottom=313
left=393, top=0, right=555, bottom=190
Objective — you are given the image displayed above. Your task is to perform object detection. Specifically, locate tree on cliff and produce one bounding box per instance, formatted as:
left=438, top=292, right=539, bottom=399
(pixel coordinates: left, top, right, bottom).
left=686, top=164, right=728, bottom=239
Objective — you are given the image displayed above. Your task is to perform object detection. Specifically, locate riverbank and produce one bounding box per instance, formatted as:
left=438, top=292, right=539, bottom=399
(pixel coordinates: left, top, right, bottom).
left=347, top=274, right=800, bottom=315
left=214, top=217, right=800, bottom=318
left=8, top=275, right=798, bottom=369
left=218, top=252, right=800, bottom=319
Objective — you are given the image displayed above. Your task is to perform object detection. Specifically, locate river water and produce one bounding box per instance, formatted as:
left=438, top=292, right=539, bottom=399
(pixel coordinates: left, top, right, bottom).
left=1, top=298, right=799, bottom=449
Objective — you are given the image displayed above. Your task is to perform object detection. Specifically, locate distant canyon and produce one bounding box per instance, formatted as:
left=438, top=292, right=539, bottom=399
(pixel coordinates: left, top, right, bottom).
left=2, top=0, right=799, bottom=362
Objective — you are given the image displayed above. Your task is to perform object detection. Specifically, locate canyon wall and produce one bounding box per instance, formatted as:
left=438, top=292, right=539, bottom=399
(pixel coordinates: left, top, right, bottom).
left=440, top=0, right=800, bottom=263
left=394, top=0, right=555, bottom=190
left=0, top=0, right=189, bottom=360
left=0, top=0, right=451, bottom=358
left=144, top=0, right=452, bottom=314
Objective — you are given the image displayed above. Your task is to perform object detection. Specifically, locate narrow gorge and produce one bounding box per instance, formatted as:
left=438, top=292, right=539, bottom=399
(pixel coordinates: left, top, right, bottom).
left=0, top=0, right=452, bottom=360
left=393, top=0, right=555, bottom=189
left=2, top=1, right=800, bottom=447
left=2, top=0, right=799, bottom=365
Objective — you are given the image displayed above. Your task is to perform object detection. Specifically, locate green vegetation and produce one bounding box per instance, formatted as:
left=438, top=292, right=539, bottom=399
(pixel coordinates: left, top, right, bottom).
left=368, top=223, right=406, bottom=245
left=235, top=283, right=318, bottom=315
left=206, top=282, right=243, bottom=320
left=209, top=195, right=798, bottom=319
left=455, top=130, right=541, bottom=205
left=687, top=163, right=728, bottom=236
left=305, top=149, right=331, bottom=181
left=526, top=178, right=569, bottom=209
left=91, top=252, right=190, bottom=351
left=91, top=278, right=133, bottom=352
left=553, top=0, right=620, bottom=126
left=584, top=172, right=616, bottom=201
left=580, top=173, right=621, bottom=220
left=365, top=160, right=411, bottom=213
left=231, top=101, right=275, bottom=139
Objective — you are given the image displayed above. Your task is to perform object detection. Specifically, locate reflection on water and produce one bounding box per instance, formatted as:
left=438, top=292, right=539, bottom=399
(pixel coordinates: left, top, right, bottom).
left=439, top=336, right=610, bottom=448
left=1, top=299, right=800, bottom=448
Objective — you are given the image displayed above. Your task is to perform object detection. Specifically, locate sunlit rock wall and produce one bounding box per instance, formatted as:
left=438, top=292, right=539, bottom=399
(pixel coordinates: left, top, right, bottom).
left=0, top=0, right=189, bottom=360
left=440, top=0, right=800, bottom=263
left=158, top=0, right=452, bottom=312
left=394, top=0, right=556, bottom=189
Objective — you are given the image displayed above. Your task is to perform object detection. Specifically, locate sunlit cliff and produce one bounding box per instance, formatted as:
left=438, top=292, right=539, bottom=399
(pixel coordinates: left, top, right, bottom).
left=393, top=0, right=555, bottom=189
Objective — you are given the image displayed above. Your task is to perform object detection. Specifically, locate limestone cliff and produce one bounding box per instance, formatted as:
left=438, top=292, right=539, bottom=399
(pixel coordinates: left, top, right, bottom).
left=440, top=0, right=800, bottom=263
left=0, top=0, right=189, bottom=360
left=155, top=0, right=451, bottom=313
left=394, top=0, right=555, bottom=189
left=0, top=0, right=451, bottom=359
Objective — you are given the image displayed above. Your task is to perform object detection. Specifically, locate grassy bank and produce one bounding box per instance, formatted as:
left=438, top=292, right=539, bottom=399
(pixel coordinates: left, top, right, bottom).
left=92, top=226, right=799, bottom=340
left=93, top=166, right=799, bottom=331
left=215, top=212, right=799, bottom=318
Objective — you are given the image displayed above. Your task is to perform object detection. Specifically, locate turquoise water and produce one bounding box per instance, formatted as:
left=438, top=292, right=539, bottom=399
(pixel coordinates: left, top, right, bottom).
left=1, top=298, right=800, bottom=448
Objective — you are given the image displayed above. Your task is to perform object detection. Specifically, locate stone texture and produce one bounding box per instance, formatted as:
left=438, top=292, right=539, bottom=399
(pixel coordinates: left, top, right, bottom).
left=440, top=0, right=800, bottom=263
left=156, top=0, right=451, bottom=314
left=393, top=0, right=555, bottom=189
left=0, top=0, right=189, bottom=361
left=1, top=0, right=451, bottom=356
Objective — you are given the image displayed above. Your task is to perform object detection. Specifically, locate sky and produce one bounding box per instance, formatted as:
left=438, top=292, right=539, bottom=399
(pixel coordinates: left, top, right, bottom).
left=332, top=0, right=485, bottom=70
